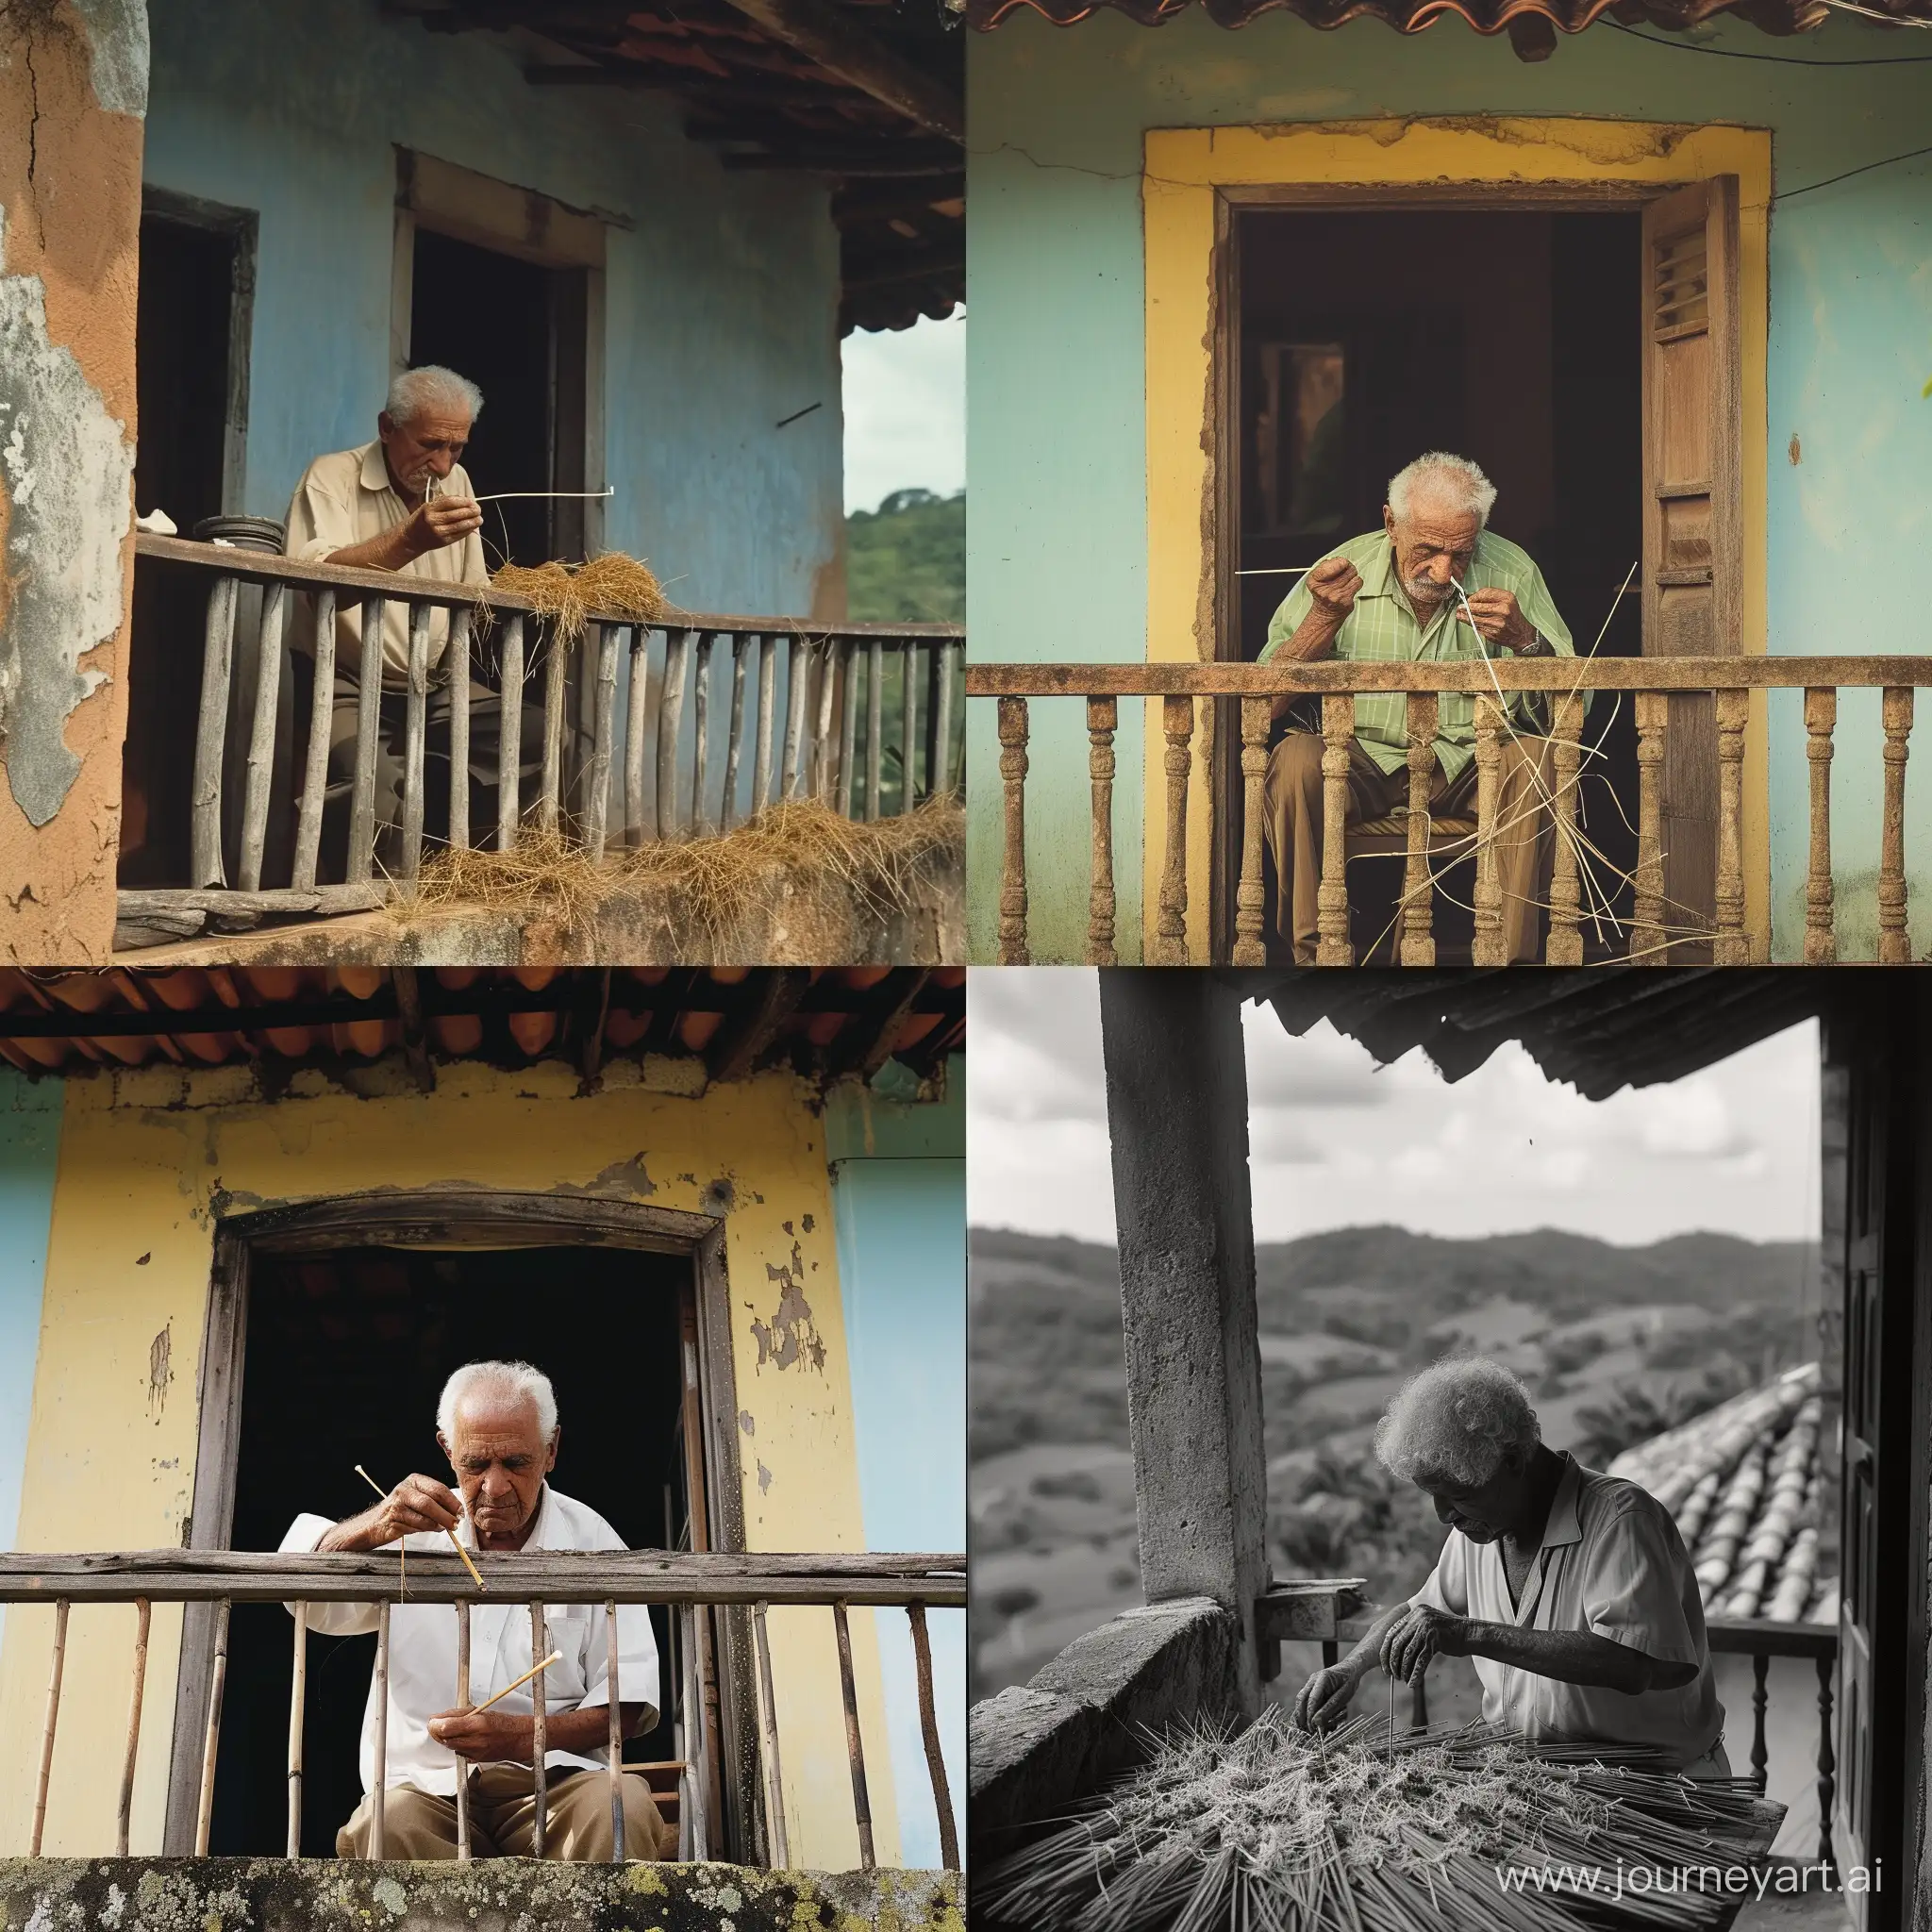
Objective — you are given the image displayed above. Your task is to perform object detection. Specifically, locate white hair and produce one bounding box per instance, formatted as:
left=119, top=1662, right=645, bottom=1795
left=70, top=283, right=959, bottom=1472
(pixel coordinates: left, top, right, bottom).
left=387, top=364, right=483, bottom=426
left=437, top=1359, right=558, bottom=1441
left=1374, top=1356, right=1541, bottom=1491
left=1387, top=452, right=1497, bottom=529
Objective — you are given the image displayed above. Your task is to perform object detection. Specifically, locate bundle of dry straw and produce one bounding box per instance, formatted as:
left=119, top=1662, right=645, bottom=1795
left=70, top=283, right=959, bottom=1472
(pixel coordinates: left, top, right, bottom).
left=487, top=553, right=667, bottom=642
left=980, top=1711, right=1771, bottom=1932
left=391, top=794, right=963, bottom=948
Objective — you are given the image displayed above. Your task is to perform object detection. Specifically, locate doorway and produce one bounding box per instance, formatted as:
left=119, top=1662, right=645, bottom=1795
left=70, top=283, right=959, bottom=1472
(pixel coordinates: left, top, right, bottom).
left=1224, top=207, right=1645, bottom=962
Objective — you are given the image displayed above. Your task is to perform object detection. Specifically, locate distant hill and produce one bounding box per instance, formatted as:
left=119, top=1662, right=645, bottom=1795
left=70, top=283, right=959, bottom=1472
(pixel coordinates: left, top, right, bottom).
left=845, top=488, right=964, bottom=624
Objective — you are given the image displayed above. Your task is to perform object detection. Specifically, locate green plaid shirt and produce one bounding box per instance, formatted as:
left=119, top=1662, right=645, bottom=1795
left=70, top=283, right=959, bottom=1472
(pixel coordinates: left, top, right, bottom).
left=1259, top=528, right=1575, bottom=783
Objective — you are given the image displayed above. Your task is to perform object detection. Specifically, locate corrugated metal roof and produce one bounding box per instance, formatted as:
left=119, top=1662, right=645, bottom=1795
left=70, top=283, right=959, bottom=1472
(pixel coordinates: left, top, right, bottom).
left=0, top=966, right=964, bottom=1086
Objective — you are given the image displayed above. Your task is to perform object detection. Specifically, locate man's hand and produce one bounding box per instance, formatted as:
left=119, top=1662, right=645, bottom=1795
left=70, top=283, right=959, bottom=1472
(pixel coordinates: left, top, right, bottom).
left=427, top=1707, right=532, bottom=1764
left=1455, top=587, right=1537, bottom=654
left=318, top=1473, right=462, bottom=1554
left=1291, top=1659, right=1361, bottom=1733
left=399, top=494, right=483, bottom=559
left=1307, top=555, right=1363, bottom=621
left=1380, top=1604, right=1469, bottom=1685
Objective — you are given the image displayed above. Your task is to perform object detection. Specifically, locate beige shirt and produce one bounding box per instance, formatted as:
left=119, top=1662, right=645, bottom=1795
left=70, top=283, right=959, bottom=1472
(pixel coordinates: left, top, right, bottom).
left=1412, top=1453, right=1723, bottom=1769
left=283, top=441, right=489, bottom=688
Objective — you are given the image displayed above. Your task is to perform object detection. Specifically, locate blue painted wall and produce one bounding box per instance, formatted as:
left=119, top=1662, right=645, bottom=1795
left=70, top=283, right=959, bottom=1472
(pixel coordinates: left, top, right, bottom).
left=825, top=1058, right=965, bottom=1870
left=0, top=1074, right=61, bottom=1660
left=964, top=13, right=1932, bottom=961
left=144, top=0, right=844, bottom=621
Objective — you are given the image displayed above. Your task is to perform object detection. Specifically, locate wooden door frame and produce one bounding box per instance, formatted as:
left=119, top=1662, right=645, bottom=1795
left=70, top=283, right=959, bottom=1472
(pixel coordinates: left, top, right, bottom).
left=161, top=1189, right=754, bottom=1857
left=1143, top=118, right=1771, bottom=965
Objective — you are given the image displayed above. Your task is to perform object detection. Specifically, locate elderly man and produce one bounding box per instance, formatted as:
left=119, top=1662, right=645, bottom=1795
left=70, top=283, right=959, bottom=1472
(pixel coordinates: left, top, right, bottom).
left=281, top=1358, right=669, bottom=1858
left=285, top=366, right=542, bottom=876
left=1292, top=1357, right=1728, bottom=1776
left=1261, top=453, right=1578, bottom=965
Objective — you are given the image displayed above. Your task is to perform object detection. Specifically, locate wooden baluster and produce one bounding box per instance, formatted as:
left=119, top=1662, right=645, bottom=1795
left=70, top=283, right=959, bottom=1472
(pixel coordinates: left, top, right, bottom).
left=1315, top=692, right=1354, bottom=967
left=1400, top=692, right=1440, bottom=967
left=780, top=638, right=808, bottom=801
left=1546, top=691, right=1585, bottom=967
left=540, top=620, right=568, bottom=838
left=238, top=581, right=289, bottom=891
left=754, top=636, right=777, bottom=817
left=838, top=641, right=860, bottom=818
left=496, top=614, right=525, bottom=855
left=371, top=1598, right=390, bottom=1858
left=1087, top=696, right=1118, bottom=967
left=347, top=597, right=387, bottom=884
left=1232, top=697, right=1271, bottom=966
left=1153, top=695, right=1193, bottom=965
left=865, top=641, right=885, bottom=822
left=446, top=608, right=472, bottom=854
left=658, top=630, right=691, bottom=841
left=30, top=1598, right=68, bottom=1856
left=624, top=627, right=651, bottom=848
left=400, top=601, right=432, bottom=881
left=1632, top=691, right=1668, bottom=964
left=682, top=1605, right=710, bottom=1860
left=1806, top=688, right=1837, bottom=964
left=585, top=623, right=621, bottom=861
left=194, top=1598, right=230, bottom=1856
left=752, top=1600, right=790, bottom=1868
left=291, top=589, right=336, bottom=889
left=1816, top=1652, right=1837, bottom=1872
left=190, top=574, right=239, bottom=887
left=1881, top=687, right=1913, bottom=963
left=907, top=1603, right=959, bottom=1872
left=831, top=1601, right=875, bottom=1872
left=288, top=1601, right=307, bottom=1857
left=690, top=632, right=713, bottom=839
left=723, top=635, right=751, bottom=834
left=606, top=1601, right=625, bottom=1859
left=454, top=1601, right=472, bottom=1860
left=996, top=696, right=1030, bottom=965
left=118, top=1597, right=151, bottom=1857
left=901, top=643, right=921, bottom=812
left=531, top=1600, right=549, bottom=1857
left=932, top=641, right=959, bottom=796
left=815, top=641, right=839, bottom=803
left=1714, top=687, right=1749, bottom=964
left=1749, top=1652, right=1770, bottom=1794
left=1470, top=695, right=1507, bottom=967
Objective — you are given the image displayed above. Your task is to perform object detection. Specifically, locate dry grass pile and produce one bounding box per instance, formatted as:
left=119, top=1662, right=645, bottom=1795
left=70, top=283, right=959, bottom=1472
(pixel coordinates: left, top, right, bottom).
left=390, top=794, right=963, bottom=947
left=487, top=552, right=668, bottom=643
left=981, top=1710, right=1770, bottom=1932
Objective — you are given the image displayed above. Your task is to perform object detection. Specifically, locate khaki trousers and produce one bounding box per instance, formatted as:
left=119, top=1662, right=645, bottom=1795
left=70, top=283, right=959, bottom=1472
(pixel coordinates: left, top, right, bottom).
left=337, top=1764, right=669, bottom=1860
left=1261, top=728, right=1556, bottom=965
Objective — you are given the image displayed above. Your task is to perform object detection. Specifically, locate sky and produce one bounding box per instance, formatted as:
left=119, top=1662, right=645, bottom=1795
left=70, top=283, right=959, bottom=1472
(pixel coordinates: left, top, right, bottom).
left=841, top=309, right=965, bottom=514
left=968, top=970, right=1823, bottom=1249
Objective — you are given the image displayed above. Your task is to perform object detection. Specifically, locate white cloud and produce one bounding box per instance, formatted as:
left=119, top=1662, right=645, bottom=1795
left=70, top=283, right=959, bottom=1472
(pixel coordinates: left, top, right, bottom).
left=841, top=310, right=965, bottom=515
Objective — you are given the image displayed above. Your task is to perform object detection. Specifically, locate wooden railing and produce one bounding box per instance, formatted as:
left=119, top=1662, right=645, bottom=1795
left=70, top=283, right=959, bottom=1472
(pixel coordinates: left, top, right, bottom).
left=4, top=1547, right=963, bottom=1870
left=126, top=536, right=963, bottom=935
left=968, top=657, right=1932, bottom=966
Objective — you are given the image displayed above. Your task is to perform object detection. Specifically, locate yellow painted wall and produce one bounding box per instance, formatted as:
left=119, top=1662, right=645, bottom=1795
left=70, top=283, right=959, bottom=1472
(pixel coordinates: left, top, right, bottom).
left=0, top=1058, right=906, bottom=1869
left=1141, top=118, right=1774, bottom=963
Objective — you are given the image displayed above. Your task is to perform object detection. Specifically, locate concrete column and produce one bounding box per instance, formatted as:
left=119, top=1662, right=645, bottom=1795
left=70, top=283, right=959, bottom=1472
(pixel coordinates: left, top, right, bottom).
left=1098, top=968, right=1268, bottom=1717
left=0, top=1, right=146, bottom=961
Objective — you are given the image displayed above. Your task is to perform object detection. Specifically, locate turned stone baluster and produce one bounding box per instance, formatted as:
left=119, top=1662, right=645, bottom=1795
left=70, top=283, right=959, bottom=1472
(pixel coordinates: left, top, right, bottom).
left=1315, top=693, right=1353, bottom=966
left=1400, top=692, right=1439, bottom=968
left=1232, top=698, right=1271, bottom=967
left=1087, top=696, right=1118, bottom=967
left=996, top=696, right=1030, bottom=965
left=1632, top=691, right=1668, bottom=965
left=1546, top=692, right=1585, bottom=967
left=1815, top=1653, right=1837, bottom=1873
left=1152, top=695, right=1192, bottom=965
left=1471, top=695, right=1507, bottom=968
left=1714, top=688, right=1749, bottom=964
left=1749, top=1654, right=1770, bottom=1794
left=1805, top=688, right=1837, bottom=964
left=1880, top=687, right=1912, bottom=963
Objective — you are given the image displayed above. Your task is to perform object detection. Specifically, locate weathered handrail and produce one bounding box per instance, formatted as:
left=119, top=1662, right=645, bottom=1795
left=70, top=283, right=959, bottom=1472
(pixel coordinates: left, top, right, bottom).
left=12, top=1548, right=962, bottom=1872
left=969, top=656, right=1931, bottom=967
left=126, top=537, right=964, bottom=939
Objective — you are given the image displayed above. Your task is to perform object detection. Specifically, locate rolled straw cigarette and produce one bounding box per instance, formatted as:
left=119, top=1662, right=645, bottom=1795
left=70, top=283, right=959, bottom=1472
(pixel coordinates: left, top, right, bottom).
left=354, top=1464, right=488, bottom=1591
left=469, top=1651, right=562, bottom=1717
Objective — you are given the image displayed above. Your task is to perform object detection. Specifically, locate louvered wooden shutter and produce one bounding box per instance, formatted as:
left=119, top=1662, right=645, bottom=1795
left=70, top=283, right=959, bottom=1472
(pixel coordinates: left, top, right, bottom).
left=1641, top=177, right=1741, bottom=961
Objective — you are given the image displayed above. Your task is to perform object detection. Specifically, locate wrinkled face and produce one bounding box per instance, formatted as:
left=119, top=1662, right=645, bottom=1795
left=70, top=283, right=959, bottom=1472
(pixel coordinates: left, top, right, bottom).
left=378, top=406, right=473, bottom=502
left=1419, top=1451, right=1525, bottom=1545
left=439, top=1392, right=557, bottom=1550
left=1384, top=498, right=1481, bottom=611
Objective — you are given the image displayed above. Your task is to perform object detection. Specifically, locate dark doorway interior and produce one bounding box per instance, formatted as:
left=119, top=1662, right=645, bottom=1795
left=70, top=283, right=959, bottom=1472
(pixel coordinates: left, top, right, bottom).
left=123, top=201, right=250, bottom=887
left=209, top=1243, right=689, bottom=1857
left=408, top=229, right=589, bottom=571
left=1232, top=208, right=1642, bottom=961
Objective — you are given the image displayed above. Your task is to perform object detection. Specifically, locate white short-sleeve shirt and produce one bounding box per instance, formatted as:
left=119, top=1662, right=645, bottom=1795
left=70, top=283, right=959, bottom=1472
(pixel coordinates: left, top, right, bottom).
left=281, top=1483, right=660, bottom=1797
left=1412, top=1453, right=1723, bottom=1769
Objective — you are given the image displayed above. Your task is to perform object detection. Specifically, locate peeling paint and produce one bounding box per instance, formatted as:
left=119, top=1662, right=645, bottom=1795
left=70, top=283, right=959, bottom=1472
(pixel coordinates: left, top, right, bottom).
left=739, top=1408, right=756, bottom=1436
left=552, top=1153, right=658, bottom=1199
left=758, top=1459, right=774, bottom=1494
left=143, top=1321, right=170, bottom=1418
left=750, top=1240, right=826, bottom=1374
left=66, top=0, right=148, bottom=116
